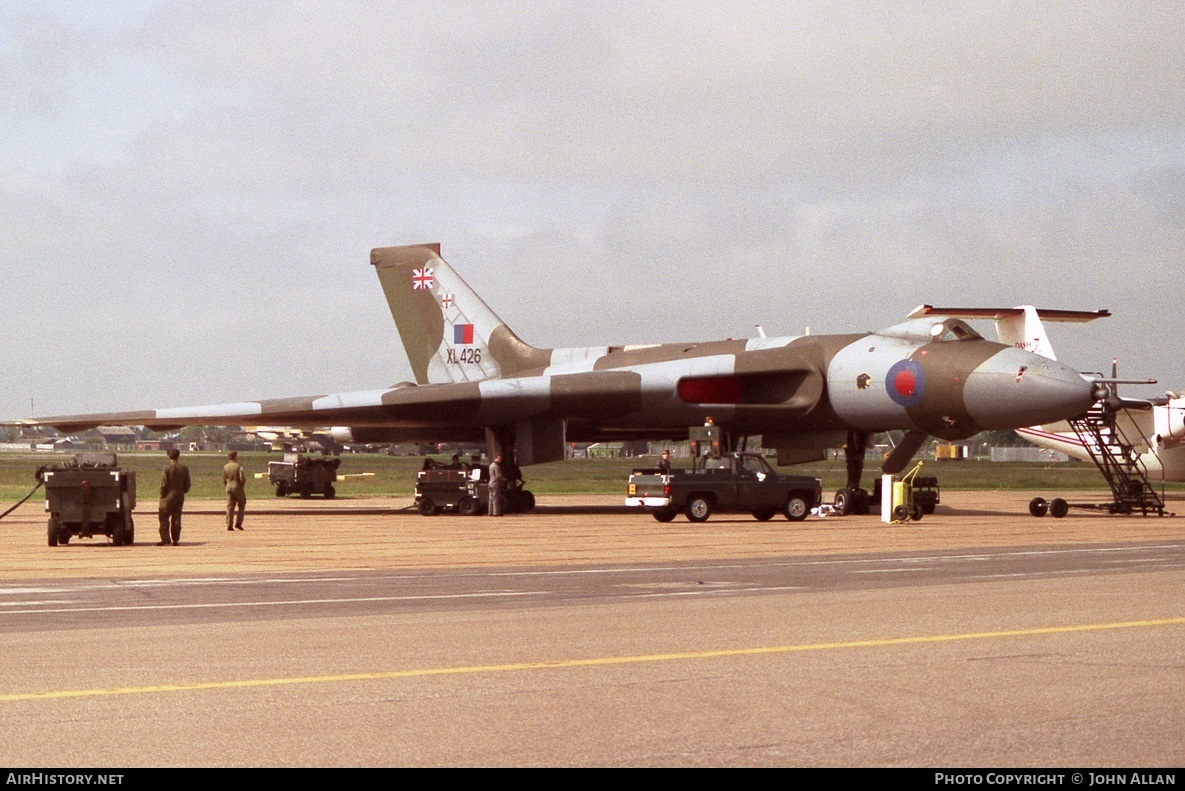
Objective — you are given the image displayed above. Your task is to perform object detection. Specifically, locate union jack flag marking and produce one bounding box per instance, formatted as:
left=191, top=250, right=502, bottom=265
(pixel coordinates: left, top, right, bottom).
left=441, top=293, right=455, bottom=309
left=412, top=267, right=435, bottom=290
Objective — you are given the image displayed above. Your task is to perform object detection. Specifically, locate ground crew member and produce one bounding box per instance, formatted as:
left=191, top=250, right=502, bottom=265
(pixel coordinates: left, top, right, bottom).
left=488, top=453, right=505, bottom=516
left=223, top=450, right=246, bottom=531
left=657, top=449, right=671, bottom=474
left=158, top=448, right=191, bottom=545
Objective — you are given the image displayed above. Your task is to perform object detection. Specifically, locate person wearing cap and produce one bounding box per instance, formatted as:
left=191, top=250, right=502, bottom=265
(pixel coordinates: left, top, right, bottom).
left=657, top=449, right=672, bottom=474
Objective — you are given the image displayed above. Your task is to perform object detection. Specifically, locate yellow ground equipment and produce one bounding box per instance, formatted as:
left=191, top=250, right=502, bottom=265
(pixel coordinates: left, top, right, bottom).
left=887, top=461, right=926, bottom=524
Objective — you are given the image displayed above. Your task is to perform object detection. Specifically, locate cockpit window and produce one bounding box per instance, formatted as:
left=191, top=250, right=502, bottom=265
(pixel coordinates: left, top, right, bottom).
left=930, top=319, right=980, bottom=342
left=877, top=318, right=984, bottom=343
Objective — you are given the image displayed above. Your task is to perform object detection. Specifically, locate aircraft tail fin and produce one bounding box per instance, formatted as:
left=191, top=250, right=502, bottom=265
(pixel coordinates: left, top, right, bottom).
left=995, top=306, right=1059, bottom=360
left=907, top=305, right=1110, bottom=361
left=371, top=244, right=550, bottom=384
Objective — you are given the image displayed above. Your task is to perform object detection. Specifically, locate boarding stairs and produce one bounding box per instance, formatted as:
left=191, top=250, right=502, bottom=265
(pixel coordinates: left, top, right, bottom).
left=1067, top=406, right=1166, bottom=516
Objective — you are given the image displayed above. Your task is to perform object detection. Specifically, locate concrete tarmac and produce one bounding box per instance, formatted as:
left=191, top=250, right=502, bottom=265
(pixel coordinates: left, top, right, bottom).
left=0, top=491, right=1183, bottom=766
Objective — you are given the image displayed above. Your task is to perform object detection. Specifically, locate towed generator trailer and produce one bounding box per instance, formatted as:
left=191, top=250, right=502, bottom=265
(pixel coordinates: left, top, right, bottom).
left=414, top=466, right=536, bottom=516
left=268, top=453, right=342, bottom=499
left=42, top=453, right=137, bottom=546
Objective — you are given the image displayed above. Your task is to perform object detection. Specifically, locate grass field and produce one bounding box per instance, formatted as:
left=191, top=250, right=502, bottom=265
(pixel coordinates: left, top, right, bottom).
left=2, top=450, right=1181, bottom=503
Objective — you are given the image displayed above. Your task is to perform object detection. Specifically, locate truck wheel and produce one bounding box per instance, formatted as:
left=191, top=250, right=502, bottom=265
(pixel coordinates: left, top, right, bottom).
left=752, top=509, right=777, bottom=521
left=784, top=495, right=809, bottom=522
left=48, top=518, right=59, bottom=547
left=685, top=496, right=712, bottom=523
left=300, top=485, right=312, bottom=499
left=458, top=496, right=481, bottom=517
left=275, top=483, right=287, bottom=497
left=520, top=490, right=535, bottom=511
left=1028, top=497, right=1048, bottom=517
left=112, top=518, right=126, bottom=546
left=652, top=508, right=677, bottom=523
left=126, top=516, right=135, bottom=546
left=417, top=498, right=438, bottom=516
left=324, top=484, right=336, bottom=500
left=1050, top=498, right=1069, bottom=518
left=833, top=488, right=852, bottom=516
left=60, top=531, right=70, bottom=545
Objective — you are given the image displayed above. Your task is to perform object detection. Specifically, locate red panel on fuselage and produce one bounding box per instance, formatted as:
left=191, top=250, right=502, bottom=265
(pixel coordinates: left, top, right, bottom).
left=677, top=376, right=743, bottom=404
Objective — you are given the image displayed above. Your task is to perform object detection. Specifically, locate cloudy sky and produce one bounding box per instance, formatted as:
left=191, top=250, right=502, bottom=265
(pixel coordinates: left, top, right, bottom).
left=3, top=1, right=1183, bottom=418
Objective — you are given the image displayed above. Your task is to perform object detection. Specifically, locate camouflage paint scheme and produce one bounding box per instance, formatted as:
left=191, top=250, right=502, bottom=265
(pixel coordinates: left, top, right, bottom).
left=11, top=244, right=1098, bottom=474
left=911, top=304, right=1185, bottom=483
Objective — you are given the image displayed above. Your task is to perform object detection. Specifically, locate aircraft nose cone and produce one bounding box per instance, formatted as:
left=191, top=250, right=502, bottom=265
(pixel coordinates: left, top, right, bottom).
left=963, top=348, right=1097, bottom=430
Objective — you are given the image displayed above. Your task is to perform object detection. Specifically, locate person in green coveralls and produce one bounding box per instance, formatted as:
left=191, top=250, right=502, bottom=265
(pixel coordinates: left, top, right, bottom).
left=158, top=448, right=191, bottom=545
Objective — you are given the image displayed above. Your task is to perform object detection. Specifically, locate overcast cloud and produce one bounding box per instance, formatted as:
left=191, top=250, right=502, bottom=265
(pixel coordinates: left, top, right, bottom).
left=2, top=1, right=1183, bottom=417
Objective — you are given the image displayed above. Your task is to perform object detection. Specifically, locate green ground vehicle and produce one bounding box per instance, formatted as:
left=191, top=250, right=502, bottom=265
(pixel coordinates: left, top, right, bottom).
left=625, top=452, right=822, bottom=523
left=42, top=453, right=137, bottom=546
left=414, top=466, right=535, bottom=516
left=268, top=453, right=341, bottom=498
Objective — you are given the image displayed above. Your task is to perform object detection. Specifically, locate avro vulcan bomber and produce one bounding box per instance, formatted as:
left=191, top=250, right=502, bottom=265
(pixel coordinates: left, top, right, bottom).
left=9, top=244, right=1102, bottom=514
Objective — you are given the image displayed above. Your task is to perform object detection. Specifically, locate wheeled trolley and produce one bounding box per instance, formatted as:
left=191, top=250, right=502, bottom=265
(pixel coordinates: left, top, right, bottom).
left=414, top=466, right=535, bottom=516
left=42, top=453, right=137, bottom=546
left=268, top=453, right=341, bottom=498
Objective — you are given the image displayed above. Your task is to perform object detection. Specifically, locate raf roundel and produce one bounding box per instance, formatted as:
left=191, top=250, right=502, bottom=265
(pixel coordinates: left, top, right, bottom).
left=885, top=359, right=925, bottom=409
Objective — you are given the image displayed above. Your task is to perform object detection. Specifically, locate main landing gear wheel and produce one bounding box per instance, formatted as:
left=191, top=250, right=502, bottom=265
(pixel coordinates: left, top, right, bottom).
left=833, top=488, right=853, bottom=516
left=834, top=488, right=870, bottom=516
left=685, top=496, right=712, bottom=523
left=856, top=490, right=871, bottom=515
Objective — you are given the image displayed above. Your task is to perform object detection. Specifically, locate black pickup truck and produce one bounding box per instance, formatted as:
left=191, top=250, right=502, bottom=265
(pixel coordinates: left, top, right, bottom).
left=625, top=452, right=823, bottom=523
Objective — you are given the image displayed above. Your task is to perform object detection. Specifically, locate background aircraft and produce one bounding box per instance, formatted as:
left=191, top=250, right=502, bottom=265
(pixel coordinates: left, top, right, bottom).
left=910, top=305, right=1185, bottom=483
left=7, top=245, right=1101, bottom=511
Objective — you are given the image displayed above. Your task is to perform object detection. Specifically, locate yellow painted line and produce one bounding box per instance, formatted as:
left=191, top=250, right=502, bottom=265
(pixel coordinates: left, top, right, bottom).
left=4, top=616, right=1184, bottom=703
